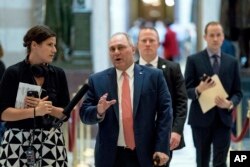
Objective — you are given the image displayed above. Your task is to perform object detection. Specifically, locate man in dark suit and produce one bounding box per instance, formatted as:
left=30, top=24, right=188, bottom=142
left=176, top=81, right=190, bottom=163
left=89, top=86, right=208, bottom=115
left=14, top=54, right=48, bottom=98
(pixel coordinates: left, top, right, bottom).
left=184, top=21, right=242, bottom=167
left=79, top=32, right=173, bottom=167
left=136, top=27, right=187, bottom=167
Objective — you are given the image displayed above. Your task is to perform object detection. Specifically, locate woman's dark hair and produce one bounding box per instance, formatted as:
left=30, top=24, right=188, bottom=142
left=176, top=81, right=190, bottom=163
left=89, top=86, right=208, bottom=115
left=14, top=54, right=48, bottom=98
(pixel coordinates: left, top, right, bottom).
left=23, top=25, right=56, bottom=54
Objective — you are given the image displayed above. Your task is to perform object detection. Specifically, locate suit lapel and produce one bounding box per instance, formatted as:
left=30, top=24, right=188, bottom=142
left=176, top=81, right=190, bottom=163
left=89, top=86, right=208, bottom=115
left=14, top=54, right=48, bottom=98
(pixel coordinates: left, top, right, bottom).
left=107, top=69, right=119, bottom=121
left=133, top=65, right=143, bottom=117
left=157, top=58, right=164, bottom=69
left=218, top=53, right=227, bottom=77
left=202, top=50, right=214, bottom=75
left=157, top=58, right=168, bottom=73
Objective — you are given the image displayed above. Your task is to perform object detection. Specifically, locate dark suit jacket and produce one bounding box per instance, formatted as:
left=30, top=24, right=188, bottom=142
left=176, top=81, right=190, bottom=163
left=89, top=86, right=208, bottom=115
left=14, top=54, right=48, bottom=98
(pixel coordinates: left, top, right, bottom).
left=157, top=58, right=187, bottom=150
left=80, top=64, right=173, bottom=167
left=136, top=58, right=187, bottom=150
left=185, top=50, right=242, bottom=128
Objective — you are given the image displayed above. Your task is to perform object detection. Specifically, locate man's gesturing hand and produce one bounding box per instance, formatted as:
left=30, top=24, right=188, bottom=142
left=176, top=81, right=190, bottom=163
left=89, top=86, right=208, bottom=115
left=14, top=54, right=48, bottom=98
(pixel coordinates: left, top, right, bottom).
left=97, top=93, right=116, bottom=116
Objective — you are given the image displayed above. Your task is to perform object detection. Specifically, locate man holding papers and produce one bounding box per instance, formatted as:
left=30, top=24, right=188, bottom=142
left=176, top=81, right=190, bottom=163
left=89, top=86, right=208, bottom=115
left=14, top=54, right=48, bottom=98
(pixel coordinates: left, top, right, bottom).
left=184, top=21, right=242, bottom=167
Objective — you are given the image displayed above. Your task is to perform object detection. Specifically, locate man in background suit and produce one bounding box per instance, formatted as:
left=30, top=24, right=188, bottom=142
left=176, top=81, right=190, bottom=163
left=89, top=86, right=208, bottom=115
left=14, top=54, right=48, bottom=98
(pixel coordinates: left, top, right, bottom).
left=79, top=32, right=173, bottom=167
left=184, top=21, right=242, bottom=167
left=137, top=27, right=187, bottom=167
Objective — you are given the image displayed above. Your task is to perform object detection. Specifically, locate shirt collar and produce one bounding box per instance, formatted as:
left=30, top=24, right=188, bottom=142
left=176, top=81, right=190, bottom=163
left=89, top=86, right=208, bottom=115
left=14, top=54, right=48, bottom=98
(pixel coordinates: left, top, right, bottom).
left=206, top=48, right=221, bottom=58
left=116, top=63, right=135, bottom=79
left=139, top=56, right=158, bottom=68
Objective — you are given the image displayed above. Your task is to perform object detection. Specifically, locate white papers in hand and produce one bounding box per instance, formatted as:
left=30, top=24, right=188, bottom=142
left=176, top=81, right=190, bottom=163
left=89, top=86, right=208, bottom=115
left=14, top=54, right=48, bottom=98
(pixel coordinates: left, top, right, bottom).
left=198, top=75, right=228, bottom=113
left=15, top=82, right=41, bottom=109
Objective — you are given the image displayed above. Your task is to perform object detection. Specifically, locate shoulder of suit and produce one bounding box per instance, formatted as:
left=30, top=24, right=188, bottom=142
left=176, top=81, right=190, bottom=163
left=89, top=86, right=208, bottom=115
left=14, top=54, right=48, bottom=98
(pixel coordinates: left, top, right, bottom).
left=194, top=50, right=207, bottom=57
left=159, top=57, right=179, bottom=68
left=221, top=52, right=237, bottom=62
left=89, top=67, right=114, bottom=78
left=139, top=64, right=161, bottom=73
left=187, top=50, right=207, bottom=61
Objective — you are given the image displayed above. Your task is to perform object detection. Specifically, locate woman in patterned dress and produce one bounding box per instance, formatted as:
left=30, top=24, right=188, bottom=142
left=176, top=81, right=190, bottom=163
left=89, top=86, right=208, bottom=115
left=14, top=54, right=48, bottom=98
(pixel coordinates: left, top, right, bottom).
left=0, top=25, right=70, bottom=167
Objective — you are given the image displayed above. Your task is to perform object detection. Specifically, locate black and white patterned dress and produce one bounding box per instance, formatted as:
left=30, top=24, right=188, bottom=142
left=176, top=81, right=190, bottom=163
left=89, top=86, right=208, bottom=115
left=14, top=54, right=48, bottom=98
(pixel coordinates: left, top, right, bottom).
left=0, top=128, right=68, bottom=167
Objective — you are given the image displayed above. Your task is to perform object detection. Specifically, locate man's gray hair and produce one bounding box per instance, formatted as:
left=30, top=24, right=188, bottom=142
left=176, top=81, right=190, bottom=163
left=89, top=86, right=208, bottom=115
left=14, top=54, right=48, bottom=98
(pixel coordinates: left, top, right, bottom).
left=110, top=32, right=134, bottom=46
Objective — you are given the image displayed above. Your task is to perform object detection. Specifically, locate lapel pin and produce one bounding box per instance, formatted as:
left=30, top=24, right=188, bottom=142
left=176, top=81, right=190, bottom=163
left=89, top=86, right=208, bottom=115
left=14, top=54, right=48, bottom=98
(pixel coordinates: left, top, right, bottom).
left=162, top=65, right=166, bottom=69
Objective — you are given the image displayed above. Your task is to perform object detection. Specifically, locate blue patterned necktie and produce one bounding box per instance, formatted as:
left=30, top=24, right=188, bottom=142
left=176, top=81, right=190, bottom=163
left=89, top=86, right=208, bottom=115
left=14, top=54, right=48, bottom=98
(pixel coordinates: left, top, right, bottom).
left=212, top=55, right=220, bottom=74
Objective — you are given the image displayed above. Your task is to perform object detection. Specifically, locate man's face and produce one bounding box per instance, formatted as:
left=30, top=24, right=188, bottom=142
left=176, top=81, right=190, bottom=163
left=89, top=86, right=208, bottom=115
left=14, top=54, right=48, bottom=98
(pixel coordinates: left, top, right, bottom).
left=109, top=34, right=135, bottom=71
left=137, top=29, right=160, bottom=61
left=204, top=24, right=224, bottom=53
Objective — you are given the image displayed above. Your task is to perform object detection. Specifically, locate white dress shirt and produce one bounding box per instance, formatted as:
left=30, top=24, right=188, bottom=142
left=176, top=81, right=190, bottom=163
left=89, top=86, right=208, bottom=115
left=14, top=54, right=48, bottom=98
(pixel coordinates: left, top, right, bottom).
left=139, top=55, right=158, bottom=68
left=116, top=63, right=134, bottom=147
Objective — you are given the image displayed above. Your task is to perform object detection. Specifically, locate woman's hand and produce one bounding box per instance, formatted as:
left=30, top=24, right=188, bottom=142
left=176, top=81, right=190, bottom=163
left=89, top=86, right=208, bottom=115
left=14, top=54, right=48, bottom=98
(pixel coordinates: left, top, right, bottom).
left=25, top=96, right=40, bottom=108
left=33, top=96, right=52, bottom=116
left=25, top=96, right=53, bottom=116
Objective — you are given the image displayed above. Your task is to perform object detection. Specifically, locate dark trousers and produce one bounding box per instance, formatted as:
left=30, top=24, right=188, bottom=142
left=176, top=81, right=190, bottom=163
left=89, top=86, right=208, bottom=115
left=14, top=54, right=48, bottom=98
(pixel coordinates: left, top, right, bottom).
left=113, top=147, right=140, bottom=167
left=191, top=114, right=231, bottom=167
